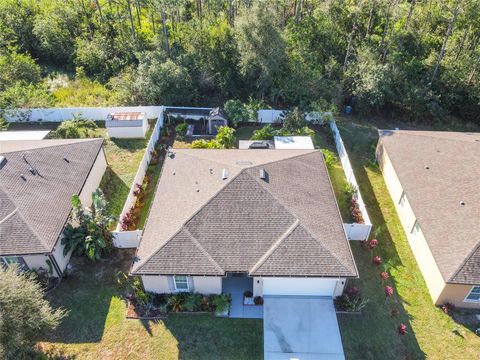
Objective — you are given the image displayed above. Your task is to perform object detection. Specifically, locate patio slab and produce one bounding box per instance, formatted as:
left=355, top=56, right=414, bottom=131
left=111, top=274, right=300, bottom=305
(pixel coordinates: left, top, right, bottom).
left=223, top=276, right=263, bottom=319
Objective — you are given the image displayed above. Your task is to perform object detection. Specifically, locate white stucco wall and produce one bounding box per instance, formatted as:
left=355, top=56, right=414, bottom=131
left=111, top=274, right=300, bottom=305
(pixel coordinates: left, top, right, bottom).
left=253, top=277, right=263, bottom=297
left=107, top=124, right=147, bottom=139
left=142, top=275, right=172, bottom=293
left=377, top=145, right=448, bottom=304
left=51, top=236, right=72, bottom=276
left=79, top=148, right=107, bottom=206
left=23, top=254, right=50, bottom=272
left=192, top=276, right=222, bottom=294
left=141, top=275, right=222, bottom=294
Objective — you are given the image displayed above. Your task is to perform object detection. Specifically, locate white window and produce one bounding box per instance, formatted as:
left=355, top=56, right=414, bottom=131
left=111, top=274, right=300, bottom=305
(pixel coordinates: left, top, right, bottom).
left=1, top=256, right=29, bottom=271
left=465, top=286, right=480, bottom=302
left=174, top=275, right=189, bottom=291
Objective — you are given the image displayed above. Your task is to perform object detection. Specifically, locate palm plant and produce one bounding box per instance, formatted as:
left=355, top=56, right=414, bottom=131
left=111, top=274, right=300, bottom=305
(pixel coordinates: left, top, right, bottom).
left=62, top=189, right=115, bottom=261
left=52, top=114, right=97, bottom=139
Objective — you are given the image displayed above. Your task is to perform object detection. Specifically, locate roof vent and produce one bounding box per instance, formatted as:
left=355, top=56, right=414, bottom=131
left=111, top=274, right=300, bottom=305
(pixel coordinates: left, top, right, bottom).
left=460, top=201, right=466, bottom=206
left=222, top=168, right=229, bottom=180
left=0, top=156, right=6, bottom=169
left=28, top=166, right=36, bottom=175
left=209, top=167, right=213, bottom=174
left=20, top=174, right=26, bottom=181
left=259, top=168, right=268, bottom=181
left=249, top=141, right=270, bottom=149
left=63, top=156, right=70, bottom=163
left=425, top=166, right=430, bottom=170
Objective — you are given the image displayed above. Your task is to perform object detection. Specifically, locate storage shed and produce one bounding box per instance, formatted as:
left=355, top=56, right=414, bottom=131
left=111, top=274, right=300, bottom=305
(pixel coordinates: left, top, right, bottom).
left=106, top=112, right=148, bottom=138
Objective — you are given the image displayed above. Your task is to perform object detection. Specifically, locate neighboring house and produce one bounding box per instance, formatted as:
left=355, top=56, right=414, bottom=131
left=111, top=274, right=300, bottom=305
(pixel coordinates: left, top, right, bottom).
left=131, top=148, right=357, bottom=298
left=376, top=130, right=480, bottom=308
left=106, top=112, right=148, bottom=138
left=0, top=139, right=106, bottom=276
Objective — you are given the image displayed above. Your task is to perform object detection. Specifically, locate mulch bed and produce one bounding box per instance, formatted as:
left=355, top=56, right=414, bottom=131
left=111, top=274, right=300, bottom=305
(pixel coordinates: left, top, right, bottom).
left=126, top=300, right=167, bottom=320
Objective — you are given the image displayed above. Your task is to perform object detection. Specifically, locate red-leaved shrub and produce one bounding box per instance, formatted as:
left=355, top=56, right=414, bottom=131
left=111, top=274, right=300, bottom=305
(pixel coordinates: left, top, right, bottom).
left=372, top=256, right=382, bottom=265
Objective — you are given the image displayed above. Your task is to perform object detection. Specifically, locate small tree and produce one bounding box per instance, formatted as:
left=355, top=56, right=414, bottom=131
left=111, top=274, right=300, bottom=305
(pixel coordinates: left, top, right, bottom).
left=224, top=99, right=249, bottom=127
left=0, top=267, right=65, bottom=359
left=0, top=116, right=9, bottom=131
left=282, top=107, right=306, bottom=131
left=250, top=124, right=275, bottom=141
left=62, top=189, right=115, bottom=261
left=215, top=126, right=236, bottom=149
left=52, top=114, right=97, bottom=139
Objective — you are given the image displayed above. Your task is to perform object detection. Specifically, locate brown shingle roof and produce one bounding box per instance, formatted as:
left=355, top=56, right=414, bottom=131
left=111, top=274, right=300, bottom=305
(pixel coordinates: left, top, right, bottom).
left=377, top=130, right=480, bottom=284
left=132, top=149, right=357, bottom=278
left=0, top=139, right=104, bottom=255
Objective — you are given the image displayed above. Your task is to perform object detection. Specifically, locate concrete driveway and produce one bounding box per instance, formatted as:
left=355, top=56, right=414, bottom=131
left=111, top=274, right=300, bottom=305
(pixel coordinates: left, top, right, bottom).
left=264, top=296, right=345, bottom=360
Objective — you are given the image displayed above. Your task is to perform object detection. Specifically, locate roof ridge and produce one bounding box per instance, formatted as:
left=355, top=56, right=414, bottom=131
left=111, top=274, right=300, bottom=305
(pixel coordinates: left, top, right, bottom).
left=172, top=150, right=243, bottom=170
left=132, top=170, right=244, bottom=273
left=246, top=150, right=318, bottom=168
left=298, top=222, right=353, bottom=274
left=0, top=138, right=104, bottom=155
left=249, top=151, right=357, bottom=275
left=183, top=227, right=225, bottom=274
left=174, top=149, right=317, bottom=169
left=249, top=219, right=300, bottom=274
left=13, top=207, right=50, bottom=252
left=0, top=208, right=17, bottom=225
left=379, top=129, right=480, bottom=144
left=449, top=240, right=480, bottom=283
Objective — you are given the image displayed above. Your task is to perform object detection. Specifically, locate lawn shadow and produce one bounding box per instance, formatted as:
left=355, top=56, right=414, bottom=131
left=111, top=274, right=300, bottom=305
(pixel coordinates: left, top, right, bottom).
left=110, top=137, right=149, bottom=152
left=100, top=166, right=130, bottom=218
left=163, top=314, right=263, bottom=360
left=42, top=249, right=135, bottom=344
left=335, top=120, right=426, bottom=359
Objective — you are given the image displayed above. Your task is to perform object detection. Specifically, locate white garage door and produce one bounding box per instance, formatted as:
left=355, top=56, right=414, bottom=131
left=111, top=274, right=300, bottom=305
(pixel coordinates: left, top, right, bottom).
left=262, top=277, right=338, bottom=297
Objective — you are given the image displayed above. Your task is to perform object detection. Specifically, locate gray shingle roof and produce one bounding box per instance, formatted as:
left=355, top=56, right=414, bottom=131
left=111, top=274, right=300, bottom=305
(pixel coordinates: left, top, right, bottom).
left=377, top=130, right=480, bottom=285
left=0, top=138, right=104, bottom=255
left=132, top=149, right=357, bottom=278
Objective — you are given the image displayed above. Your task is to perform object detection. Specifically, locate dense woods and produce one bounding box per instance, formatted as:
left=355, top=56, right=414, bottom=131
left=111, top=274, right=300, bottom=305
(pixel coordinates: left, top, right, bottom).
left=1, top=0, right=479, bottom=123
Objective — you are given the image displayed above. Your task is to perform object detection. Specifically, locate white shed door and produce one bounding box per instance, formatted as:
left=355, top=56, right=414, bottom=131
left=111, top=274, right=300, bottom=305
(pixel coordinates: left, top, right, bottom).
left=262, top=278, right=338, bottom=297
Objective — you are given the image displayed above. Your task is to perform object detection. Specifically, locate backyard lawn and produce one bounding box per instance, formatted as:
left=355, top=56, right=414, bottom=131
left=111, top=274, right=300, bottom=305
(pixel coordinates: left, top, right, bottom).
left=99, top=124, right=153, bottom=218
left=335, top=116, right=480, bottom=359
left=39, top=250, right=263, bottom=360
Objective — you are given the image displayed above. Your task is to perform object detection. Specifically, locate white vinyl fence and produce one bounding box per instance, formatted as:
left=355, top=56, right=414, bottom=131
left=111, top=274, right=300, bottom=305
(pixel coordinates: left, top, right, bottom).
left=4, top=106, right=163, bottom=122
left=111, top=107, right=165, bottom=248
left=329, top=119, right=372, bottom=241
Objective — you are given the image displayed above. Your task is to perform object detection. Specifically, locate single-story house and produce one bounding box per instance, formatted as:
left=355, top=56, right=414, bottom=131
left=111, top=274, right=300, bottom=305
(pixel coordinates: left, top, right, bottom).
left=106, top=112, right=148, bottom=138
left=376, top=130, right=480, bottom=308
left=131, top=148, right=357, bottom=297
left=0, top=138, right=106, bottom=276
left=132, top=148, right=356, bottom=359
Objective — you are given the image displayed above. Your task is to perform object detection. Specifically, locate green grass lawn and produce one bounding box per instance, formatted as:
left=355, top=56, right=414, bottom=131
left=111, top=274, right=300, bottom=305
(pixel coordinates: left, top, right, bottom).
left=335, top=116, right=480, bottom=359
left=99, top=126, right=153, bottom=218
left=40, top=250, right=263, bottom=360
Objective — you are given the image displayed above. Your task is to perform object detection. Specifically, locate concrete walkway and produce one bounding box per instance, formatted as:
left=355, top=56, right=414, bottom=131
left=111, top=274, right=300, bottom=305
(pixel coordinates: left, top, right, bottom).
left=222, top=277, right=263, bottom=319
left=264, top=296, right=344, bottom=360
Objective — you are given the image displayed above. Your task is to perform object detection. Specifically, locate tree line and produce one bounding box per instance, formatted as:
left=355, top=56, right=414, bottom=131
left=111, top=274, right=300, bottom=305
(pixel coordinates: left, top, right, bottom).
left=0, top=0, right=479, bottom=123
